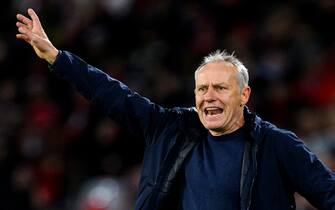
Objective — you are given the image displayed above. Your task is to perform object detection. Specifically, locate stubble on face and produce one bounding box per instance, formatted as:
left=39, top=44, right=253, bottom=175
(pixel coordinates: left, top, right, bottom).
left=195, top=61, right=248, bottom=136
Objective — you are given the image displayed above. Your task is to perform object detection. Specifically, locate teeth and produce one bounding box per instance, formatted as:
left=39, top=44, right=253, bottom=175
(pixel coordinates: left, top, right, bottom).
left=205, top=107, right=221, bottom=111
left=206, top=108, right=217, bottom=111
left=204, top=107, right=223, bottom=115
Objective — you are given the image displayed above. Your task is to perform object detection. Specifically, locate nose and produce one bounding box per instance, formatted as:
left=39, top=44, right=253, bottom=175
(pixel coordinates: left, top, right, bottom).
left=204, top=86, right=216, bottom=102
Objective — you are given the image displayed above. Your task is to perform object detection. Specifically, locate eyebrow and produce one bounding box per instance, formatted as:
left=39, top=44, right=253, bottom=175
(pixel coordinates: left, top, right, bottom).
left=196, top=82, right=227, bottom=87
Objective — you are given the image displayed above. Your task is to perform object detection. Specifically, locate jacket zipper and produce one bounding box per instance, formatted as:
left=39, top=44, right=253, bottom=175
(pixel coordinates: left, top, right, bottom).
left=246, top=145, right=258, bottom=210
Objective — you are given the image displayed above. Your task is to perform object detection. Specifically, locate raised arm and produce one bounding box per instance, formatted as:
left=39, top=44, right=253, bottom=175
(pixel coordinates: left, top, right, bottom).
left=16, top=8, right=58, bottom=64
left=15, top=8, right=185, bottom=145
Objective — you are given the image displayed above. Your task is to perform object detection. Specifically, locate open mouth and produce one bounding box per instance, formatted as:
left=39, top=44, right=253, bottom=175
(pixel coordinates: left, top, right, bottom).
left=204, top=107, right=224, bottom=116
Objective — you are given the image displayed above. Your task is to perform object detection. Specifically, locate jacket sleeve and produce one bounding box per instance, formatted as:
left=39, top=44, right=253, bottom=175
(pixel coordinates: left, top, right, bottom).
left=273, top=129, right=335, bottom=209
left=49, top=50, right=176, bottom=144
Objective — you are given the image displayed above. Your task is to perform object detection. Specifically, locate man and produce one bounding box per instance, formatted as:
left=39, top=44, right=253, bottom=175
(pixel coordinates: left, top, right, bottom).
left=16, top=8, right=335, bottom=210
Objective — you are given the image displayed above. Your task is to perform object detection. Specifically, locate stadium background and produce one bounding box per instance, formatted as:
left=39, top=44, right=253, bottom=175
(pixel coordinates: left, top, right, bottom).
left=0, top=0, right=335, bottom=209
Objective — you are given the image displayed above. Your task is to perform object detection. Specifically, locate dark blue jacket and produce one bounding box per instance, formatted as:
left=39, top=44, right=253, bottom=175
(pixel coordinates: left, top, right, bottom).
left=50, top=51, right=335, bottom=210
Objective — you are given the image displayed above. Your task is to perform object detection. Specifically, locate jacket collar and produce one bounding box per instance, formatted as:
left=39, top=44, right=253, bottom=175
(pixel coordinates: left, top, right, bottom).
left=183, top=107, right=208, bottom=142
left=187, top=106, right=266, bottom=144
left=243, top=106, right=268, bottom=145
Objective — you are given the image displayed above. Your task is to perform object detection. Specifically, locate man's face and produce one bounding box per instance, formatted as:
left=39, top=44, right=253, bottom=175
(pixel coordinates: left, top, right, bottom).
left=195, top=61, right=250, bottom=136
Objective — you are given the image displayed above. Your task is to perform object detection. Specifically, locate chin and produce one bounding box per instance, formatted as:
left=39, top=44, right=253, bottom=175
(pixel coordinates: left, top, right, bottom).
left=204, top=122, right=223, bottom=131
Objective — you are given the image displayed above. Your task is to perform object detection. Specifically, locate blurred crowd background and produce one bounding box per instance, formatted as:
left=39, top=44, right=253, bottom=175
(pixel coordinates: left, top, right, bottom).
left=0, top=0, right=335, bottom=209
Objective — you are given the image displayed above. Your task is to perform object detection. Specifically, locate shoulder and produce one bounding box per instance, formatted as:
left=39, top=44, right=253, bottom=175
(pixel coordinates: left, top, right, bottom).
left=167, top=107, right=206, bottom=136
left=168, top=107, right=199, bottom=126
left=251, top=114, right=302, bottom=148
left=169, top=106, right=197, bottom=115
left=260, top=121, right=307, bottom=154
left=266, top=124, right=299, bottom=142
left=154, top=106, right=198, bottom=128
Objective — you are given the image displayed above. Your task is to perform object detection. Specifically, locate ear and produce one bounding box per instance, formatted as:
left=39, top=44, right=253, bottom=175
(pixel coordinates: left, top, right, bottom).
left=240, top=86, right=251, bottom=106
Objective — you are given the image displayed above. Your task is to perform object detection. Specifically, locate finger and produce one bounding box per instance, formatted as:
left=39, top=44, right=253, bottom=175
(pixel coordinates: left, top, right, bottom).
left=16, top=34, right=29, bottom=42
left=17, top=26, right=33, bottom=38
left=17, top=29, right=39, bottom=46
left=27, top=8, right=42, bottom=28
left=16, top=14, right=32, bottom=27
left=18, top=26, right=27, bottom=35
left=16, top=22, right=31, bottom=29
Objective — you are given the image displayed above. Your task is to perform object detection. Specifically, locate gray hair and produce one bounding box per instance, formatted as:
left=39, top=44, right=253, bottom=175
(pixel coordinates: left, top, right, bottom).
left=195, top=50, right=249, bottom=89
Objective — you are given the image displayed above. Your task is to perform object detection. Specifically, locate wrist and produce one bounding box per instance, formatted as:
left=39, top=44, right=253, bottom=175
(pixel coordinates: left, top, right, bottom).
left=46, top=47, right=59, bottom=64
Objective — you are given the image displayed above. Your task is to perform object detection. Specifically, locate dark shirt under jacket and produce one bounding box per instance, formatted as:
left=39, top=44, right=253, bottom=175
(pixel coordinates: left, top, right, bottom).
left=180, top=126, right=246, bottom=210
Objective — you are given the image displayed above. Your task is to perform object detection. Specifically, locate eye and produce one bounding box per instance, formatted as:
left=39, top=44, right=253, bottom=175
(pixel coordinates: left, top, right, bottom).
left=216, top=86, right=227, bottom=91
left=196, top=86, right=206, bottom=94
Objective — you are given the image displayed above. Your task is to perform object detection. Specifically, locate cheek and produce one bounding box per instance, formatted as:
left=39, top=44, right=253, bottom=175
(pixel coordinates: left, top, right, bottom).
left=195, top=96, right=202, bottom=107
left=225, top=93, right=241, bottom=105
left=217, top=95, right=230, bottom=106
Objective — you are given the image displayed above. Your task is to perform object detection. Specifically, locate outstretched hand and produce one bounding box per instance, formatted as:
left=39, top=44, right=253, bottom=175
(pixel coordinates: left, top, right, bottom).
left=16, top=8, right=59, bottom=64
